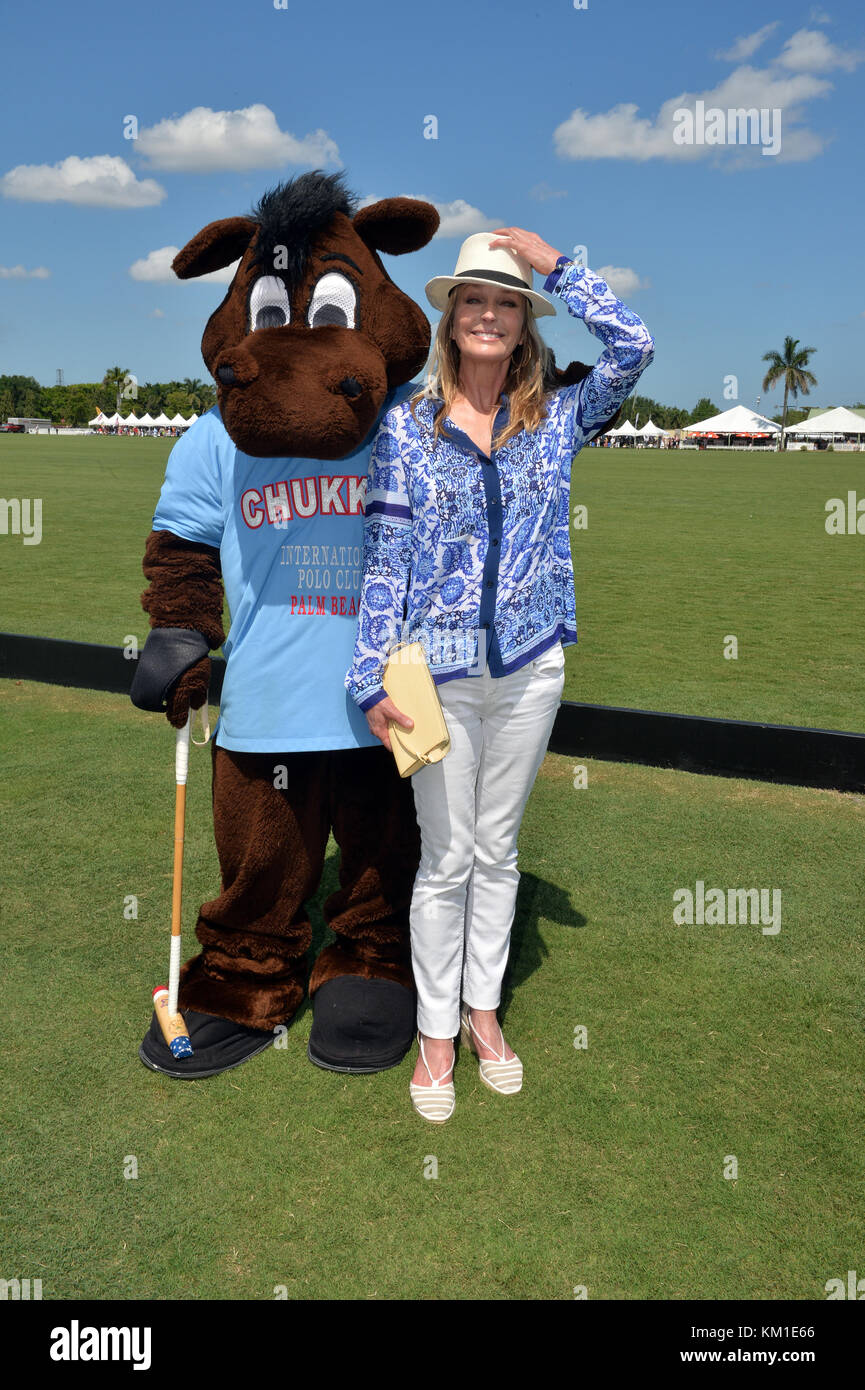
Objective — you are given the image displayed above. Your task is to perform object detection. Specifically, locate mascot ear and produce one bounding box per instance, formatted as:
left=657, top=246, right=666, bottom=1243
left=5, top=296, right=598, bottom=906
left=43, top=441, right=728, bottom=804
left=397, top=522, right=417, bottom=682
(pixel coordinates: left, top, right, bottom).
left=546, top=353, right=623, bottom=440
left=173, top=217, right=258, bottom=280
left=353, top=198, right=439, bottom=256
left=546, top=354, right=592, bottom=390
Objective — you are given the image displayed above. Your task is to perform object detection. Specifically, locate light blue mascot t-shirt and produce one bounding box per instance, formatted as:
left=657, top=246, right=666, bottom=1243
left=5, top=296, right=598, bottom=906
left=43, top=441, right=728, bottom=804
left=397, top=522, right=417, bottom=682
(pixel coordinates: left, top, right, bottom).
left=151, top=387, right=414, bottom=752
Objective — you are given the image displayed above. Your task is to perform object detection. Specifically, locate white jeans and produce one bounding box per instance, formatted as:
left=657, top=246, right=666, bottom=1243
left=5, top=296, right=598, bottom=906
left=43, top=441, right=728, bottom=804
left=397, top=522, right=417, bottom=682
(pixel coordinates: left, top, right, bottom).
left=408, top=642, right=566, bottom=1038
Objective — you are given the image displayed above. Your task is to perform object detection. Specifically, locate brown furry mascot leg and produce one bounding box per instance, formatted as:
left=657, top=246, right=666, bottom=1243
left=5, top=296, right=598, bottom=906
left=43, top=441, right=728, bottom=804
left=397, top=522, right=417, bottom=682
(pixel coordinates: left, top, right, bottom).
left=177, top=744, right=331, bottom=1031
left=310, top=744, right=419, bottom=990
left=175, top=742, right=421, bottom=1073
left=307, top=745, right=421, bottom=1071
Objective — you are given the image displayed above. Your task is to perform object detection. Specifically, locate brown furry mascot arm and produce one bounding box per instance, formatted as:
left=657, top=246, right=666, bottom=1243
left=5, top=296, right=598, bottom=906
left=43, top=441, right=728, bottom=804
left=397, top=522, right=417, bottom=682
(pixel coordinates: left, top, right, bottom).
left=135, top=529, right=226, bottom=728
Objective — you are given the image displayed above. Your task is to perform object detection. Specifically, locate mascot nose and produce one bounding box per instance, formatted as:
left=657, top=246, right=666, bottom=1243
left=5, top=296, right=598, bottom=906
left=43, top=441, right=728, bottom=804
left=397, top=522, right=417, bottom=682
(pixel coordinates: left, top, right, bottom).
left=339, top=377, right=363, bottom=399
left=214, top=349, right=258, bottom=388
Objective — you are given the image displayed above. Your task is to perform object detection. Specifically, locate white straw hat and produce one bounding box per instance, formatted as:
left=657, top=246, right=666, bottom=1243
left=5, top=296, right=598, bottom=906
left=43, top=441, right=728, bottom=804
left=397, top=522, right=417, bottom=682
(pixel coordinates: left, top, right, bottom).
left=425, top=232, right=556, bottom=318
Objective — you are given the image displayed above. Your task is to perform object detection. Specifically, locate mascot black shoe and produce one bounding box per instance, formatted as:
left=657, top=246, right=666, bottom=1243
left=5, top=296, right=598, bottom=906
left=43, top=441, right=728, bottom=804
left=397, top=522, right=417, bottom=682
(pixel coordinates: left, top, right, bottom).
left=139, top=1009, right=276, bottom=1080
left=307, top=976, right=417, bottom=1073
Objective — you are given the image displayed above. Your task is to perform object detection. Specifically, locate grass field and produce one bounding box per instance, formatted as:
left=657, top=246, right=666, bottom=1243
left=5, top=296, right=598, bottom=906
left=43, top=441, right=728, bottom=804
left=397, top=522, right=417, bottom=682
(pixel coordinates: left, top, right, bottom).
left=2, top=434, right=863, bottom=1302
left=1, top=434, right=863, bottom=732
left=2, top=680, right=863, bottom=1300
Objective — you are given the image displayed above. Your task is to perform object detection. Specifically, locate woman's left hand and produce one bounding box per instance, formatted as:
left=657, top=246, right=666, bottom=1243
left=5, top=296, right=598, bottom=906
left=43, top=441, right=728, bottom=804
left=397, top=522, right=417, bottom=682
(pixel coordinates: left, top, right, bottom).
left=487, top=228, right=563, bottom=278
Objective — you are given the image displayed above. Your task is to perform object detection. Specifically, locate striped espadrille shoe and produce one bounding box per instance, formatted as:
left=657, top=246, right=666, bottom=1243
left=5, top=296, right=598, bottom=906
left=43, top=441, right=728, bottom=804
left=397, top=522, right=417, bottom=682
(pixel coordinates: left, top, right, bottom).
left=460, top=1006, right=523, bottom=1095
left=409, top=1033, right=455, bottom=1123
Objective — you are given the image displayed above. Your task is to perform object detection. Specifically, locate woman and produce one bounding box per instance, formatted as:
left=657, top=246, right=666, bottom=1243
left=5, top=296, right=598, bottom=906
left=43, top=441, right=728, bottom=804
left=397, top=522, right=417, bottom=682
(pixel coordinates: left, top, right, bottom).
left=345, top=227, right=654, bottom=1121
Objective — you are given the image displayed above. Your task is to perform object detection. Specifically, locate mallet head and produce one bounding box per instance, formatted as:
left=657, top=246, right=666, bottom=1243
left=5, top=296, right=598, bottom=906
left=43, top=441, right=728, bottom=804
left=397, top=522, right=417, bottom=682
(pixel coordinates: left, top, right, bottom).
left=152, top=985, right=194, bottom=1057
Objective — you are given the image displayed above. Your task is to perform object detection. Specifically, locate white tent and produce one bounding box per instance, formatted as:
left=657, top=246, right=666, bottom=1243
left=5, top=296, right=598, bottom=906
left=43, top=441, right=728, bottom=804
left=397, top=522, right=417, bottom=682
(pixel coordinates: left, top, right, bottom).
left=152, top=412, right=172, bottom=426
left=89, top=412, right=109, bottom=426
left=186, top=412, right=199, bottom=424
left=136, top=412, right=156, bottom=427
left=683, top=405, right=780, bottom=435
left=104, top=412, right=122, bottom=426
left=629, top=418, right=667, bottom=447
left=169, top=413, right=189, bottom=427
left=607, top=418, right=639, bottom=436
left=785, top=406, right=865, bottom=437
left=121, top=413, right=140, bottom=427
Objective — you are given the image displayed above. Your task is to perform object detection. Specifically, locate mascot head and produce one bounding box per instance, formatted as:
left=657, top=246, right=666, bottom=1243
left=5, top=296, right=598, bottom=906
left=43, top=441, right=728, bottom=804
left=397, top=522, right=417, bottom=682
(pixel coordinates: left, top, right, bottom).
left=172, top=170, right=439, bottom=459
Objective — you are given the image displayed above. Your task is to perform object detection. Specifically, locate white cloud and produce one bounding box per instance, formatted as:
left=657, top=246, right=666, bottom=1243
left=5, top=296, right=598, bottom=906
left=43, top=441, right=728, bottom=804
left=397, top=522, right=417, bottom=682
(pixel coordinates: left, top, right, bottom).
left=776, top=26, right=863, bottom=72
left=555, top=65, right=832, bottom=164
left=595, top=266, right=649, bottom=295
left=555, top=103, right=666, bottom=161
left=716, top=23, right=780, bottom=63
left=0, top=155, right=165, bottom=207
left=0, top=264, right=51, bottom=279
left=554, top=24, right=862, bottom=167
left=431, top=199, right=502, bottom=238
left=135, top=104, right=340, bottom=172
left=149, top=308, right=165, bottom=318
left=129, top=246, right=240, bottom=285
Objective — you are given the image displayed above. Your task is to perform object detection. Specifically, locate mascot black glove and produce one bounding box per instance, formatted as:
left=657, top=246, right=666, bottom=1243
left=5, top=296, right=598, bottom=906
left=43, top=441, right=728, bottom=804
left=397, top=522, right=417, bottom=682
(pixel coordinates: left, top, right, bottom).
left=133, top=529, right=226, bottom=727
left=130, top=627, right=211, bottom=724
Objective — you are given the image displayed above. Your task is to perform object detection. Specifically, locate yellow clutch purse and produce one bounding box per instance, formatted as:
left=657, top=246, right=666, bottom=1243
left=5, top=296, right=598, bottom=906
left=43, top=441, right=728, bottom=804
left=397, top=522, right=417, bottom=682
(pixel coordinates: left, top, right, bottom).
left=381, top=641, right=451, bottom=778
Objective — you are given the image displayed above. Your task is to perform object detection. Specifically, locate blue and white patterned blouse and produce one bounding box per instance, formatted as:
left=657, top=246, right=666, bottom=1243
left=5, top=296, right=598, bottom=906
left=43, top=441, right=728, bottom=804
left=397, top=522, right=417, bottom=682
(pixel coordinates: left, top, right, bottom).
left=344, top=259, right=654, bottom=711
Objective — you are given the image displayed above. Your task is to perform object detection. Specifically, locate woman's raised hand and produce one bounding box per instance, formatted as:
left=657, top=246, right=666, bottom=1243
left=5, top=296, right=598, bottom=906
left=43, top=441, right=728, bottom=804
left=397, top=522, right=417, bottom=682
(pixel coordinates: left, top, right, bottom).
left=365, top=695, right=414, bottom=754
left=487, top=228, right=563, bottom=278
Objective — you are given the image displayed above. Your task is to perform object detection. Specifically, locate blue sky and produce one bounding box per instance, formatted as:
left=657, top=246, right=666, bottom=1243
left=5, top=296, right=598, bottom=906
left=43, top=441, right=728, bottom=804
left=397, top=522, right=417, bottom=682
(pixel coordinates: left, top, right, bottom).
left=1, top=0, right=862, bottom=413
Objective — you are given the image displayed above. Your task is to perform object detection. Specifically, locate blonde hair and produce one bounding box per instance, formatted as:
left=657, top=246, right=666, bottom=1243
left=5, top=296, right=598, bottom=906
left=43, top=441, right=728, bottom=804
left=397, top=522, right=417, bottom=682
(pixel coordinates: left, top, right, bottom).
left=409, top=284, right=554, bottom=449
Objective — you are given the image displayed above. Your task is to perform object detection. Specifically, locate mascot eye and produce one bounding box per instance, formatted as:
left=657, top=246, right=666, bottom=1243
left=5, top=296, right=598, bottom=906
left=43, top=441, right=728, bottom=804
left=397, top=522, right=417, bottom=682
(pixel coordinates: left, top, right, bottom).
left=249, top=276, right=291, bottom=332
left=307, top=272, right=357, bottom=330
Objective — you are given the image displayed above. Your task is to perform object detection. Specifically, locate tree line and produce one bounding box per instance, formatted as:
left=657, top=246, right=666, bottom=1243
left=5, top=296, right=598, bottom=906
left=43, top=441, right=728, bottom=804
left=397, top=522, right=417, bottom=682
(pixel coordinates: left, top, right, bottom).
left=615, top=393, right=814, bottom=431
left=2, top=373, right=802, bottom=432
left=0, top=371, right=216, bottom=427
left=2, top=340, right=853, bottom=436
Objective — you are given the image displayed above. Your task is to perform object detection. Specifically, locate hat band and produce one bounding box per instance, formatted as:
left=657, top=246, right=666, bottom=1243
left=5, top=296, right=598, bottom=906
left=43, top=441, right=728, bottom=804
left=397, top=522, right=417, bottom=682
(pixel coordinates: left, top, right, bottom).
left=451, top=268, right=532, bottom=291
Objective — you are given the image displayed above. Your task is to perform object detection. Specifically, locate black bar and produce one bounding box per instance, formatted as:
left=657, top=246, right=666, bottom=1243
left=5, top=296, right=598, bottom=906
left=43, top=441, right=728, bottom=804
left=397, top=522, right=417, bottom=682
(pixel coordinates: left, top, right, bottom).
left=550, top=700, right=864, bottom=794
left=1, top=632, right=862, bottom=793
left=0, top=632, right=225, bottom=701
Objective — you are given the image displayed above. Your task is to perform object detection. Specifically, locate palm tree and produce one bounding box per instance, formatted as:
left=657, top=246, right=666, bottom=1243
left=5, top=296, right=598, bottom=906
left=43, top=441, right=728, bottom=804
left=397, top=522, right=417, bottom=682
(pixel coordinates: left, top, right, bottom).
left=102, top=366, right=132, bottom=414
left=140, top=382, right=164, bottom=414
left=761, top=338, right=817, bottom=450
left=182, top=377, right=206, bottom=411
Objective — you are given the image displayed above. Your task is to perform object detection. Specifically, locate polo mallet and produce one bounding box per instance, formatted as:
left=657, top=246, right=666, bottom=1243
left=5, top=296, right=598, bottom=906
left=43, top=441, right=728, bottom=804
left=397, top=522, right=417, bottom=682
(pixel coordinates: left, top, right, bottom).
left=153, top=709, right=194, bottom=1057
